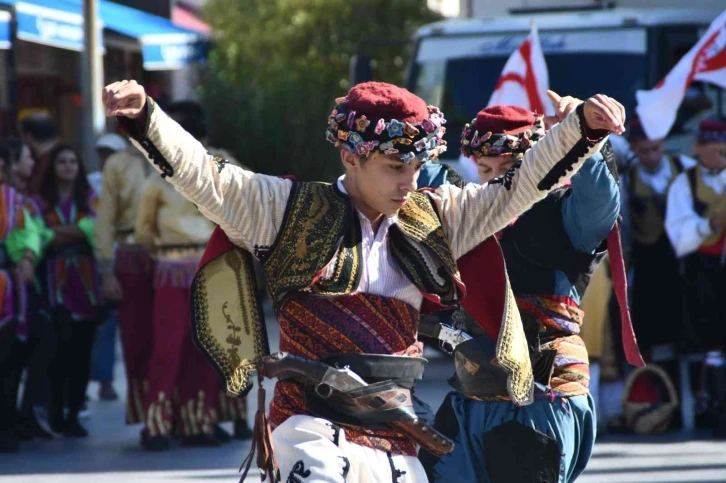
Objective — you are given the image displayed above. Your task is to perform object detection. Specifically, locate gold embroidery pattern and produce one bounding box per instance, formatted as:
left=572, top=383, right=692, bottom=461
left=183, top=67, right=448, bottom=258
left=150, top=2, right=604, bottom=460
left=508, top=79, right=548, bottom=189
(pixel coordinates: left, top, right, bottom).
left=627, top=156, right=681, bottom=246
left=393, top=192, right=462, bottom=305
left=690, top=167, right=726, bottom=246
left=190, top=248, right=266, bottom=397
left=263, top=182, right=352, bottom=305
left=495, top=273, right=534, bottom=406
left=312, top=214, right=362, bottom=295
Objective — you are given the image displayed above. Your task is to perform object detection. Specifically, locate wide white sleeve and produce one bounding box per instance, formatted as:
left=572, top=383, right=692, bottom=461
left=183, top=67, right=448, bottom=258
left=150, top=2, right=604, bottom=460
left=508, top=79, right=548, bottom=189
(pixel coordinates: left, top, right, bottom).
left=431, top=107, right=608, bottom=259
left=665, top=173, right=712, bottom=258
left=122, top=98, right=292, bottom=253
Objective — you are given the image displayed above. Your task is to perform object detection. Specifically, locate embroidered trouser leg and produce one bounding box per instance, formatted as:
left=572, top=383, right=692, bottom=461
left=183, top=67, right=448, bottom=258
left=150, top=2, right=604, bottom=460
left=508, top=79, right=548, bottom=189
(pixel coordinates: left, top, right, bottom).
left=116, top=250, right=155, bottom=425
left=144, top=284, right=218, bottom=437
left=218, top=394, right=248, bottom=422
left=420, top=392, right=596, bottom=483
left=272, top=415, right=429, bottom=483
left=116, top=248, right=154, bottom=424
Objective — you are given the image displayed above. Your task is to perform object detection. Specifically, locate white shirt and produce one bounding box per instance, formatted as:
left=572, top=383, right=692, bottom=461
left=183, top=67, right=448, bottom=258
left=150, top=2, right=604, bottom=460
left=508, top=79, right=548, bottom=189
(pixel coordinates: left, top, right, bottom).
left=635, top=155, right=697, bottom=195
left=331, top=177, right=423, bottom=309
left=666, top=165, right=726, bottom=258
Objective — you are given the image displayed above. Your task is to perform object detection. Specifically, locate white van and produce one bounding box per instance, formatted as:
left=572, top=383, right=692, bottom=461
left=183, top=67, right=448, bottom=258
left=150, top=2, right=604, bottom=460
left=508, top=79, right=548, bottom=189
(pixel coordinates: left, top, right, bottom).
left=404, top=8, right=724, bottom=177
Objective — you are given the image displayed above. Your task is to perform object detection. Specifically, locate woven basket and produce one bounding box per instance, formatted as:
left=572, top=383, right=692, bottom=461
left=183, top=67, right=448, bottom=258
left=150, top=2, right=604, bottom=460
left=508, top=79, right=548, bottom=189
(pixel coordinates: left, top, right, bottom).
left=622, top=364, right=679, bottom=435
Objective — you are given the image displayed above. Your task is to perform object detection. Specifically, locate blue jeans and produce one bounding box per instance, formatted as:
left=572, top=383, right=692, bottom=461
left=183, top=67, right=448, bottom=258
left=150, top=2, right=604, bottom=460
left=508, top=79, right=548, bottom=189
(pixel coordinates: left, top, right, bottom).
left=422, top=392, right=596, bottom=483
left=90, top=310, right=118, bottom=383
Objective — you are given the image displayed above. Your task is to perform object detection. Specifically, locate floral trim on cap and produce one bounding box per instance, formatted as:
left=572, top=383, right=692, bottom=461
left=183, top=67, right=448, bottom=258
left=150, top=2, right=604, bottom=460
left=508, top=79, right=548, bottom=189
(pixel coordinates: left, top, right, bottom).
left=325, top=97, right=448, bottom=164
left=460, top=116, right=546, bottom=160
left=698, top=130, right=726, bottom=144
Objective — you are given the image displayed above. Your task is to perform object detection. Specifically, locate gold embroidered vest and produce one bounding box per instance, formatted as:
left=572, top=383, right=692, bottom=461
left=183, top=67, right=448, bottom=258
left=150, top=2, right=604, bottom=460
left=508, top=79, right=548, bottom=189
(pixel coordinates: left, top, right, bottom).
left=261, top=182, right=463, bottom=308
left=627, top=155, right=684, bottom=247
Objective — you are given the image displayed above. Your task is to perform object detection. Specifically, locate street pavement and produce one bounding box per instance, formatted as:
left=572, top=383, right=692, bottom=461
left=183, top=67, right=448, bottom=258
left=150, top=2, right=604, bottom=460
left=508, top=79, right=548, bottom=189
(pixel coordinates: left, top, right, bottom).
left=2, top=306, right=725, bottom=482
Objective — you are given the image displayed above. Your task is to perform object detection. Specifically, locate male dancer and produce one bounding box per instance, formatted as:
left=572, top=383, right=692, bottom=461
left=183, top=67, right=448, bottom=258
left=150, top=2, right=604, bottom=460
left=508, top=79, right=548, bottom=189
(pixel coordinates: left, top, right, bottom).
left=665, top=118, right=726, bottom=437
left=418, top=102, right=641, bottom=483
left=103, top=79, right=624, bottom=481
left=94, top=143, right=154, bottom=426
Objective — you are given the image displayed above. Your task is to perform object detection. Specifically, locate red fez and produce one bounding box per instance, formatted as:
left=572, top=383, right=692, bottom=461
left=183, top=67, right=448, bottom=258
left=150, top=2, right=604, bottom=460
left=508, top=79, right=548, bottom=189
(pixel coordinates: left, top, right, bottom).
left=460, top=105, right=545, bottom=159
left=698, top=118, right=726, bottom=144
left=346, top=82, right=430, bottom=124
left=326, top=82, right=448, bottom=163
left=472, top=105, right=537, bottom=135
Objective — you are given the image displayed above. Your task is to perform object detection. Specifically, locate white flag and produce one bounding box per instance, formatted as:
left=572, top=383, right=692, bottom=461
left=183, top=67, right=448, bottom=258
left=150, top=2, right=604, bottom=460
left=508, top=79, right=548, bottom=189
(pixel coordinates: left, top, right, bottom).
left=636, top=9, right=726, bottom=140
left=487, top=23, right=554, bottom=116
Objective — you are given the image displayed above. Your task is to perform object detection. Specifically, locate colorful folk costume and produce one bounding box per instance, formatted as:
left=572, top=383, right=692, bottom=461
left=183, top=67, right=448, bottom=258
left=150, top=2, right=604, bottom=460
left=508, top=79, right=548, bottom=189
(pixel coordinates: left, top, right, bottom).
left=417, top=106, right=644, bottom=483
left=117, top=81, right=607, bottom=482
left=42, top=190, right=103, bottom=436
left=134, top=174, right=228, bottom=449
left=0, top=184, right=42, bottom=451
left=620, top=119, right=696, bottom=354
left=665, top=118, right=726, bottom=437
left=94, top=147, right=155, bottom=425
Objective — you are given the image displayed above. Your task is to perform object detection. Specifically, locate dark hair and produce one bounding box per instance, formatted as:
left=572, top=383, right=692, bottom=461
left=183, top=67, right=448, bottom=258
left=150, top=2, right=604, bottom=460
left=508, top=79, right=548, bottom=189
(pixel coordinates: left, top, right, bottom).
left=40, top=143, right=91, bottom=211
left=21, top=113, right=57, bottom=143
left=0, top=139, right=23, bottom=178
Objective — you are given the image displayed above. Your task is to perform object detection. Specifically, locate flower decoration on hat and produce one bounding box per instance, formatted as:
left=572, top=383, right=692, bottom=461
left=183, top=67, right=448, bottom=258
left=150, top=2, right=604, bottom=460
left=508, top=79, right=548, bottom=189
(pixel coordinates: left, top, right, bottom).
left=460, top=105, right=546, bottom=161
left=325, top=82, right=448, bottom=164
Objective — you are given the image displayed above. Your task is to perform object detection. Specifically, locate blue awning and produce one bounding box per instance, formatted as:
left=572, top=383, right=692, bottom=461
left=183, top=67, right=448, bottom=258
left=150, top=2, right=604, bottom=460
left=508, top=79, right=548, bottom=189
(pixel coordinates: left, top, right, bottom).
left=0, top=0, right=207, bottom=68
left=96, top=1, right=209, bottom=70
left=0, top=11, right=10, bottom=49
left=0, top=0, right=92, bottom=51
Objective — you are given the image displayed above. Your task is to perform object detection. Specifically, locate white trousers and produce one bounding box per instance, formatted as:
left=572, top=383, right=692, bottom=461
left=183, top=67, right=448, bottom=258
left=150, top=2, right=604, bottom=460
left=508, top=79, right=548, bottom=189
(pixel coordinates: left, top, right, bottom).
left=271, top=415, right=429, bottom=482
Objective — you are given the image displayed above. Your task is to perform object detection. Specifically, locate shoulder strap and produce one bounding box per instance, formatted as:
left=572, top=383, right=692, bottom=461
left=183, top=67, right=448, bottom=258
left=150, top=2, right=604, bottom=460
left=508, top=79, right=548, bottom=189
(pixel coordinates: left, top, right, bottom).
left=670, top=154, right=685, bottom=174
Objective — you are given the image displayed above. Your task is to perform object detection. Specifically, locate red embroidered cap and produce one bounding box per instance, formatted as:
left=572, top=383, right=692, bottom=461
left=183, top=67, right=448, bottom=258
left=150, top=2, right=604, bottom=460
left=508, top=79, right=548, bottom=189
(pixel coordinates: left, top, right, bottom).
left=461, top=105, right=545, bottom=159
left=326, top=81, right=447, bottom=163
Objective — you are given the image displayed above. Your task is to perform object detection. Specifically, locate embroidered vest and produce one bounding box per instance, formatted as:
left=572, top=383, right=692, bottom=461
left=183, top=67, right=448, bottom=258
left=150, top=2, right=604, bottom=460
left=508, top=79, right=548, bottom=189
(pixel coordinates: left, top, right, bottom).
left=685, top=166, right=726, bottom=256
left=626, top=155, right=684, bottom=247
left=190, top=182, right=466, bottom=399
left=260, top=182, right=463, bottom=308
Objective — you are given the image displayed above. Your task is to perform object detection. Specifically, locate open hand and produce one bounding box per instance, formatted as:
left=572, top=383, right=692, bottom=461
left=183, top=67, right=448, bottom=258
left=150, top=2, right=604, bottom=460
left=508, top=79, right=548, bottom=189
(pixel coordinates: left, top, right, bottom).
left=103, top=80, right=147, bottom=119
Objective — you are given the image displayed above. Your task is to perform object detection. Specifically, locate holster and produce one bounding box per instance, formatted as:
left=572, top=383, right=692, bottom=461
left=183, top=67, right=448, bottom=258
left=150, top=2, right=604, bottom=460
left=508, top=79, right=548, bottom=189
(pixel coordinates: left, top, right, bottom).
left=300, top=354, right=426, bottom=429
left=450, top=323, right=556, bottom=401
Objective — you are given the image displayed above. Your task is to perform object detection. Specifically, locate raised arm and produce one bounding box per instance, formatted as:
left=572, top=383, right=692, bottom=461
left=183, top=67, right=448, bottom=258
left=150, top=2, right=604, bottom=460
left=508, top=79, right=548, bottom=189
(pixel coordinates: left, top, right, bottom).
left=103, top=80, right=292, bottom=254
left=561, top=143, right=620, bottom=253
left=434, top=104, right=611, bottom=258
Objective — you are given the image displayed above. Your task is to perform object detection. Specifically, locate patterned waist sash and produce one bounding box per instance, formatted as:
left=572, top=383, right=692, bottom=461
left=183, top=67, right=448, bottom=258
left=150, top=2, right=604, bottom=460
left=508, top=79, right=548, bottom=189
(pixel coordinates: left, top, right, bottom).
left=270, top=292, right=423, bottom=456
left=517, top=295, right=589, bottom=397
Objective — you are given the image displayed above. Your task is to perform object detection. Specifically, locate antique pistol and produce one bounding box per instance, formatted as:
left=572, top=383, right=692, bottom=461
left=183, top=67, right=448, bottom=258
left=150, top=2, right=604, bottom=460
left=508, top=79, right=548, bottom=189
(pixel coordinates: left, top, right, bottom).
left=260, top=352, right=455, bottom=457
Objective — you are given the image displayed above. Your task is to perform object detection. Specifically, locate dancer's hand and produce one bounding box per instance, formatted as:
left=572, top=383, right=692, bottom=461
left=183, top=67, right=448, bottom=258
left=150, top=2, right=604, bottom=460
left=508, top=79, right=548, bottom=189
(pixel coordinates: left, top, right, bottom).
left=544, top=90, right=583, bottom=128
left=546, top=91, right=625, bottom=135
left=103, top=80, right=147, bottom=119
left=101, top=272, right=123, bottom=302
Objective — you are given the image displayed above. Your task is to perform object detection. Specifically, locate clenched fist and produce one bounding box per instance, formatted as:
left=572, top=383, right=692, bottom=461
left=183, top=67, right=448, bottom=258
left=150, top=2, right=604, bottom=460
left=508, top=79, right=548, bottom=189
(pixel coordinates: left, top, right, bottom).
left=103, top=80, right=147, bottom=119
left=544, top=90, right=625, bottom=135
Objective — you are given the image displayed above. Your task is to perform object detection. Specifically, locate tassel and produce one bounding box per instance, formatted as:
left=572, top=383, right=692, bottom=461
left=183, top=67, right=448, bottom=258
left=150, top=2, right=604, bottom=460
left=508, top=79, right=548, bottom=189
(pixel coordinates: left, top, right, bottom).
left=239, top=383, right=280, bottom=482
